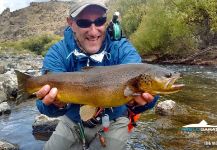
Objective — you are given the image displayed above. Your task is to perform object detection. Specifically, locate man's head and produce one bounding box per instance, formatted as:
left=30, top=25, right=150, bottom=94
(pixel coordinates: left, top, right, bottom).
left=67, top=1, right=108, bottom=54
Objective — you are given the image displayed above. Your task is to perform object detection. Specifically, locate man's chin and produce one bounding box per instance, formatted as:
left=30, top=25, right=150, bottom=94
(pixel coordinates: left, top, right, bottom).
left=84, top=47, right=101, bottom=54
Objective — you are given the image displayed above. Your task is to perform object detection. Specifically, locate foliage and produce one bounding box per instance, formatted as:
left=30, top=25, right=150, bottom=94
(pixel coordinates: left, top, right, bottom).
left=130, top=0, right=197, bottom=57
left=108, top=0, right=217, bottom=58
left=173, top=0, right=217, bottom=48
left=107, top=0, right=147, bottom=37
left=21, top=34, right=61, bottom=55
left=0, top=34, right=61, bottom=56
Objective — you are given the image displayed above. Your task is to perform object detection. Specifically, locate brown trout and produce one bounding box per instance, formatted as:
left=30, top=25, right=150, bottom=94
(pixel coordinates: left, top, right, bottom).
left=15, top=63, right=184, bottom=107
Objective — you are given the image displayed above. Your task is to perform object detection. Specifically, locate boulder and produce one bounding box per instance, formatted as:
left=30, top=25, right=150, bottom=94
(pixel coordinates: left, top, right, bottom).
left=0, top=65, right=6, bottom=74
left=32, top=114, right=60, bottom=141
left=155, top=100, right=176, bottom=116
left=155, top=100, right=188, bottom=116
left=2, top=72, right=18, bottom=100
left=0, top=102, right=11, bottom=115
left=0, top=140, right=18, bottom=150
left=0, top=91, right=7, bottom=103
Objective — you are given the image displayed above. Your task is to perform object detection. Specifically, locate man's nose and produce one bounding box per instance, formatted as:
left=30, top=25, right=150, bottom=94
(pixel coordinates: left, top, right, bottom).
left=88, top=24, right=99, bottom=35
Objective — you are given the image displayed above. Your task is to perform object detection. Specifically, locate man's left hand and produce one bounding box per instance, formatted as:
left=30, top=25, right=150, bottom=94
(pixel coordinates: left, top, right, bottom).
left=128, top=93, right=154, bottom=106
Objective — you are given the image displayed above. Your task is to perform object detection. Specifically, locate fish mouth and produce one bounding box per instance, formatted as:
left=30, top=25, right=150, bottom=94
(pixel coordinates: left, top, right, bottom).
left=164, top=74, right=185, bottom=91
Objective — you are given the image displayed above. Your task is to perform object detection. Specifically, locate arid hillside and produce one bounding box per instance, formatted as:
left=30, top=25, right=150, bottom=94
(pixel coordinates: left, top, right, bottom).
left=0, top=1, right=74, bottom=41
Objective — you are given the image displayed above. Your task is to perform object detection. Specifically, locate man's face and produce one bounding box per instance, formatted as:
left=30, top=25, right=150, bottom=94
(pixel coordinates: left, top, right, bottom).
left=69, top=6, right=106, bottom=54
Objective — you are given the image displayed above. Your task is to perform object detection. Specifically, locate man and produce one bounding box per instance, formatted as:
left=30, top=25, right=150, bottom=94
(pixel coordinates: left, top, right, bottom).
left=36, top=1, right=158, bottom=150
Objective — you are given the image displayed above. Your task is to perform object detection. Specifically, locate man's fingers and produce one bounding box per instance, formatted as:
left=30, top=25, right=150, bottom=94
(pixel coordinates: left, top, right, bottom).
left=141, top=93, right=154, bottom=103
left=43, top=88, right=58, bottom=105
left=36, top=85, right=50, bottom=99
left=134, top=93, right=154, bottom=106
left=134, top=96, right=147, bottom=106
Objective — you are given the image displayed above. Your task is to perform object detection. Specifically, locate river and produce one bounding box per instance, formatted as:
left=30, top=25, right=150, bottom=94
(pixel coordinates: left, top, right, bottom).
left=0, top=65, right=217, bottom=150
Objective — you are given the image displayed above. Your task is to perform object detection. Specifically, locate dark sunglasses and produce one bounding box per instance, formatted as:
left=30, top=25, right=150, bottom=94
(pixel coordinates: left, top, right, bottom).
left=75, top=16, right=107, bottom=28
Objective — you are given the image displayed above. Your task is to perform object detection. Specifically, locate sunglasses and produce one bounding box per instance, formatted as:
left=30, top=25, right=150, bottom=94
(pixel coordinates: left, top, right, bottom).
left=75, top=16, right=107, bottom=28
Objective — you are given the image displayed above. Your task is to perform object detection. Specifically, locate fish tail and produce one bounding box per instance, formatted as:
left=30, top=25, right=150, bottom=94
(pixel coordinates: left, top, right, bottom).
left=15, top=70, right=32, bottom=102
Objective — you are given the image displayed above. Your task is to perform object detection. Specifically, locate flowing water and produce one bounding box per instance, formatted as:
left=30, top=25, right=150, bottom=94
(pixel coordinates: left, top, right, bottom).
left=140, top=65, right=217, bottom=150
left=0, top=65, right=217, bottom=150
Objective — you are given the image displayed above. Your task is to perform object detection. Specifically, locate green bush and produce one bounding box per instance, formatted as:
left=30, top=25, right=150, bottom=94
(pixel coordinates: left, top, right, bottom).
left=130, top=0, right=197, bottom=57
left=21, top=34, right=61, bottom=55
left=0, top=34, right=61, bottom=55
left=108, top=0, right=217, bottom=58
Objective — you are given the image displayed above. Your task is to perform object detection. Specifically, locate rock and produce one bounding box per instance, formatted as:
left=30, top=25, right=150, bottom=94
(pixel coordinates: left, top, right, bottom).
left=127, top=122, right=163, bottom=150
left=154, top=117, right=174, bottom=129
left=32, top=114, right=60, bottom=141
left=0, top=91, right=7, bottom=103
left=0, top=102, right=11, bottom=115
left=0, top=140, right=19, bottom=150
left=2, top=72, right=18, bottom=100
left=0, top=74, right=7, bottom=91
left=155, top=100, right=176, bottom=116
left=0, top=65, right=6, bottom=74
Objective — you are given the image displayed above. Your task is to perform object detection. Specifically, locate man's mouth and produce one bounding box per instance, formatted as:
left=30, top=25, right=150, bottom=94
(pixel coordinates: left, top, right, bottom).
left=86, top=36, right=100, bottom=41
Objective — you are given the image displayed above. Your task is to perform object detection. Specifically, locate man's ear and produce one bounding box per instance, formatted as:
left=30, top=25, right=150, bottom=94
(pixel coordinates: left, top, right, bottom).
left=67, top=17, right=74, bottom=26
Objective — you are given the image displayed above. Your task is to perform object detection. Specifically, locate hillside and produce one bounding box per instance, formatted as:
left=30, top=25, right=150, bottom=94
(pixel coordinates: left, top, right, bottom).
left=0, top=1, right=74, bottom=41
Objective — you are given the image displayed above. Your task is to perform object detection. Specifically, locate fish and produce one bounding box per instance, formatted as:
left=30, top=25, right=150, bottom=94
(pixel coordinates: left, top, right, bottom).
left=15, top=63, right=184, bottom=108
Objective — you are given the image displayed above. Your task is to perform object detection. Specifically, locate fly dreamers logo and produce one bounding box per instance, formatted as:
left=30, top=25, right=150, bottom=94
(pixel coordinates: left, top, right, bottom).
left=181, top=120, right=217, bottom=133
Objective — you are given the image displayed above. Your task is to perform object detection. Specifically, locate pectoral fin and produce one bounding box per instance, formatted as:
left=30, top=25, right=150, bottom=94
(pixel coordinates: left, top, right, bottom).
left=124, top=86, right=142, bottom=97
left=80, top=105, right=98, bottom=121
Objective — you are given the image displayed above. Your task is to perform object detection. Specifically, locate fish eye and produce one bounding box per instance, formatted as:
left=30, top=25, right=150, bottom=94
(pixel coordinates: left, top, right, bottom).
left=165, top=72, right=172, bottom=78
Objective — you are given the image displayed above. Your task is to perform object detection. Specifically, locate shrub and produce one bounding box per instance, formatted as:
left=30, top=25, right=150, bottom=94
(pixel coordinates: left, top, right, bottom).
left=21, top=34, right=61, bottom=55
left=130, top=0, right=197, bottom=57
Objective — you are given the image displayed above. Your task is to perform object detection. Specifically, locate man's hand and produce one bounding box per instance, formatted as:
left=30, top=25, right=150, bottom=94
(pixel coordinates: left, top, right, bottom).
left=36, top=85, right=66, bottom=108
left=128, top=93, right=154, bottom=106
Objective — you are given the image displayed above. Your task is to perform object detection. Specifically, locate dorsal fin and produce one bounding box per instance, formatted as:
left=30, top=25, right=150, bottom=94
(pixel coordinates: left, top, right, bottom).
left=81, top=66, right=106, bottom=72
left=82, top=66, right=95, bottom=71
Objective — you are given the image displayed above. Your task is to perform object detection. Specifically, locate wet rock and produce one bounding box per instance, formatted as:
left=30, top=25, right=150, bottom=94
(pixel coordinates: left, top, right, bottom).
left=0, top=74, right=7, bottom=91
left=0, top=91, right=7, bottom=103
left=0, top=65, right=6, bottom=74
left=2, top=72, right=18, bottom=100
left=32, top=114, right=60, bottom=141
left=154, top=117, right=174, bottom=129
left=127, top=122, right=163, bottom=150
left=155, top=100, right=188, bottom=116
left=0, top=140, right=19, bottom=150
left=0, top=102, right=11, bottom=115
left=155, top=100, right=176, bottom=116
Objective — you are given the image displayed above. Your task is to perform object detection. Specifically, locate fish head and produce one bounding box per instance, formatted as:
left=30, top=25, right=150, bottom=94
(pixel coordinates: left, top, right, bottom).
left=138, top=69, right=185, bottom=95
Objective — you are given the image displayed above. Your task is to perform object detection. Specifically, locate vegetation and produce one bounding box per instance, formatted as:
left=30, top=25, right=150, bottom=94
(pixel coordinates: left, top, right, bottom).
left=108, top=0, right=217, bottom=59
left=0, top=34, right=61, bottom=56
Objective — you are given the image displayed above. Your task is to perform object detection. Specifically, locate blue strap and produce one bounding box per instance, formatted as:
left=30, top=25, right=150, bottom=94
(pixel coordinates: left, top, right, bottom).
left=127, top=95, right=160, bottom=114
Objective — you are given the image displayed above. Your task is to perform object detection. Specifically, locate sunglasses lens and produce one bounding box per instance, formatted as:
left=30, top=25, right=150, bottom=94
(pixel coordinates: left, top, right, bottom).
left=76, top=17, right=107, bottom=28
left=76, top=19, right=92, bottom=28
left=95, top=17, right=107, bottom=27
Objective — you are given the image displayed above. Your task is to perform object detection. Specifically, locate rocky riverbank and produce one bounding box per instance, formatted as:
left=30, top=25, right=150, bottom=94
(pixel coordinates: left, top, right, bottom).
left=142, top=46, right=217, bottom=66
left=0, top=52, right=43, bottom=149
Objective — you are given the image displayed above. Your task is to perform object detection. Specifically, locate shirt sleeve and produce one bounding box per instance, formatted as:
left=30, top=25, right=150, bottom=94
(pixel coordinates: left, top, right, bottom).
left=117, top=38, right=142, bottom=64
left=41, top=43, right=68, bottom=74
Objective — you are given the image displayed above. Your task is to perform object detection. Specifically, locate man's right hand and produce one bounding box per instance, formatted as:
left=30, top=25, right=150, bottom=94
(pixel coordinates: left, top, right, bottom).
left=36, top=85, right=66, bottom=108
